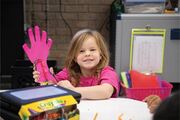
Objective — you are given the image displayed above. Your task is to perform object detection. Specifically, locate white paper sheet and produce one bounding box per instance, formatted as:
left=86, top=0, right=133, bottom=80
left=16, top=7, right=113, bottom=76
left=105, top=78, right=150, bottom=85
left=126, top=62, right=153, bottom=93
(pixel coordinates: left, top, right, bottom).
left=132, top=35, right=164, bottom=73
left=78, top=98, right=153, bottom=120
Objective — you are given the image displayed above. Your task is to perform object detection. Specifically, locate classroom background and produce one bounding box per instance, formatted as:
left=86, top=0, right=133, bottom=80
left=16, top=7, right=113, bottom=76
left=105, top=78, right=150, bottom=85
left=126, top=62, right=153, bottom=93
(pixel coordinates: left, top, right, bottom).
left=1, top=0, right=180, bottom=92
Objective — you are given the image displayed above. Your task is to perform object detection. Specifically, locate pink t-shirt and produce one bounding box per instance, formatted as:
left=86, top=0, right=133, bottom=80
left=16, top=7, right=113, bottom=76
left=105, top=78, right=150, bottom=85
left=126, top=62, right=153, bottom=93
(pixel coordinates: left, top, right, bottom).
left=55, top=66, right=120, bottom=97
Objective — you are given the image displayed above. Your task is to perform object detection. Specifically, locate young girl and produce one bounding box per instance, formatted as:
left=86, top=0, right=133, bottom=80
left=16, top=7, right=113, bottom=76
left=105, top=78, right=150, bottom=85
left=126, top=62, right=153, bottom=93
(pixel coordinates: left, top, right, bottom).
left=33, top=29, right=120, bottom=100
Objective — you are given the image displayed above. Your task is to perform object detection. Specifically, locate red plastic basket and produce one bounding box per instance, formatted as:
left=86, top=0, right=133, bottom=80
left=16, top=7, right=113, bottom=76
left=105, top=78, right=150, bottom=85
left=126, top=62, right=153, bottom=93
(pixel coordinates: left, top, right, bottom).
left=122, top=80, right=173, bottom=101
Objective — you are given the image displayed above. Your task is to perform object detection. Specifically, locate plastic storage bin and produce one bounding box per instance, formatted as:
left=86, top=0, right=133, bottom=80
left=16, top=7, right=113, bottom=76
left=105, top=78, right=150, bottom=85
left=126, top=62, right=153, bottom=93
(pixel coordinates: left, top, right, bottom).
left=124, top=0, right=166, bottom=14
left=122, top=80, right=173, bottom=101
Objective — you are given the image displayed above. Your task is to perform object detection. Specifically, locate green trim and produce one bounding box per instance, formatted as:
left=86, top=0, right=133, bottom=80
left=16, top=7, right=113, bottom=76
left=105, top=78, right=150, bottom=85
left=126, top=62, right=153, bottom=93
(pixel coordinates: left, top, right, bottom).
left=129, top=29, right=166, bottom=73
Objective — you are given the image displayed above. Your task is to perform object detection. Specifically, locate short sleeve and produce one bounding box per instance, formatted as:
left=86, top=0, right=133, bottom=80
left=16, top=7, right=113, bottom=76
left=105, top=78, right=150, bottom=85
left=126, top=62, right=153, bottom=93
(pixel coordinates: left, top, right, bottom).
left=55, top=68, right=69, bottom=82
left=100, top=66, right=120, bottom=97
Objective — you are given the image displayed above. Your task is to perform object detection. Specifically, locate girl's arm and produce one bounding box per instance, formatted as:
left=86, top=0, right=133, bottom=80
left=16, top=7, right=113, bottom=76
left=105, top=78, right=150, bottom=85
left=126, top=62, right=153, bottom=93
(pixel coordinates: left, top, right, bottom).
left=58, top=80, right=114, bottom=99
left=74, top=83, right=114, bottom=99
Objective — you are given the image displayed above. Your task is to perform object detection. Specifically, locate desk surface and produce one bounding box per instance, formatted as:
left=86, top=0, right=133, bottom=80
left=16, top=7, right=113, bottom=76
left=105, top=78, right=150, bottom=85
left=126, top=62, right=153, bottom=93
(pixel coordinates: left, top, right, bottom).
left=77, top=98, right=153, bottom=120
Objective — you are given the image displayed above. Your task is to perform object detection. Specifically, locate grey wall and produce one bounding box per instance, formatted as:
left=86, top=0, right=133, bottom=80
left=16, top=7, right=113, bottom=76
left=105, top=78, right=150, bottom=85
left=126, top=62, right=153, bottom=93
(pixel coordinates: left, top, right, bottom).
left=115, top=14, right=180, bottom=83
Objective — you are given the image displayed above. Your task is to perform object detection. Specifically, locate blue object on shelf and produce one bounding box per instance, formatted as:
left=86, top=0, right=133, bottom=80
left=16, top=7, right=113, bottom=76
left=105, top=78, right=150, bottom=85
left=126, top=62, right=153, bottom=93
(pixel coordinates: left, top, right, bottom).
left=125, top=0, right=165, bottom=2
left=171, top=28, right=180, bottom=40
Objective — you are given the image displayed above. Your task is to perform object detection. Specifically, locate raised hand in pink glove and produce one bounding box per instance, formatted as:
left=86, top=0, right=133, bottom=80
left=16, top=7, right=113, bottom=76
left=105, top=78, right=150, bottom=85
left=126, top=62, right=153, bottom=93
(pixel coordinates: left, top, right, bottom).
left=23, top=26, right=57, bottom=84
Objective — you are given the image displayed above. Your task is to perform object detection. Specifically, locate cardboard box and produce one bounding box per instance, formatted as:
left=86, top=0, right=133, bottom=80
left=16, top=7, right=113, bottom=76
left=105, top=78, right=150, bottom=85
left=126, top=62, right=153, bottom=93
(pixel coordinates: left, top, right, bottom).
left=0, top=85, right=81, bottom=120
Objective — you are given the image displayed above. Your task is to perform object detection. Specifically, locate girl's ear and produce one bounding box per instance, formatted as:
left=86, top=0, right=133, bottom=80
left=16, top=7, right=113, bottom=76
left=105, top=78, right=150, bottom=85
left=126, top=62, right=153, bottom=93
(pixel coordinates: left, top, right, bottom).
left=74, top=57, right=77, bottom=63
left=100, top=54, right=102, bottom=60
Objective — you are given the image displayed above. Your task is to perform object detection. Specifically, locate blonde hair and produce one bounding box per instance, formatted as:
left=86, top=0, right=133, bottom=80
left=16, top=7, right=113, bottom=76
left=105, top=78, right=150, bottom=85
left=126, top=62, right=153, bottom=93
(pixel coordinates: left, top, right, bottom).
left=64, top=29, right=110, bottom=86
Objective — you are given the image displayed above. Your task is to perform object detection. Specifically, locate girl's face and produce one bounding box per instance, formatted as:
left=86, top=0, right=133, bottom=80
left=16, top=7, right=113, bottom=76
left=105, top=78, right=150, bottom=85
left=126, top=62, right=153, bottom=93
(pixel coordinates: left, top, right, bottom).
left=76, top=36, right=101, bottom=75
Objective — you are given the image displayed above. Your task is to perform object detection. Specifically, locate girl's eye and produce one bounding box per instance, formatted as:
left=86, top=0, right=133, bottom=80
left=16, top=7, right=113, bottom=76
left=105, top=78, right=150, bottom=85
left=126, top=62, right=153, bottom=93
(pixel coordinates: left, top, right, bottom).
left=90, top=49, right=96, bottom=51
left=80, top=50, right=85, bottom=53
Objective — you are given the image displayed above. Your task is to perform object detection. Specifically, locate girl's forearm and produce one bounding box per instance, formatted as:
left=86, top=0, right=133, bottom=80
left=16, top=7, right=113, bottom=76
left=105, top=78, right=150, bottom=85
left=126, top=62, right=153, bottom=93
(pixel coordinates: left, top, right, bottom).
left=74, top=83, right=114, bottom=100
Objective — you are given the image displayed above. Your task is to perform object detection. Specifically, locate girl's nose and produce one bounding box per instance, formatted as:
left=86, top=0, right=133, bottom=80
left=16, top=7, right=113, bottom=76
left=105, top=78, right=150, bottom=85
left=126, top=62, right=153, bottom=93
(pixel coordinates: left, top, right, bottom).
left=85, top=50, right=90, bottom=56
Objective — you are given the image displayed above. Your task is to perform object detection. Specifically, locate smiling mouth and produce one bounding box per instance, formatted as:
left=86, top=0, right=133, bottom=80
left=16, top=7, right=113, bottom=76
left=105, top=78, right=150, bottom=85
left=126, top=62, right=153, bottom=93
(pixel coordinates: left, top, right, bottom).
left=83, top=59, right=93, bottom=62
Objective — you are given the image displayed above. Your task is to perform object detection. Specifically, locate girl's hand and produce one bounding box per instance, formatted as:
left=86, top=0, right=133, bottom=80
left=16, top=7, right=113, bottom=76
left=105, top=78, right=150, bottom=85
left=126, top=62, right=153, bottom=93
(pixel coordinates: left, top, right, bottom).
left=57, top=80, right=75, bottom=90
left=33, top=70, right=40, bottom=82
left=33, top=64, right=40, bottom=82
left=33, top=65, right=55, bottom=84
left=143, top=95, right=161, bottom=113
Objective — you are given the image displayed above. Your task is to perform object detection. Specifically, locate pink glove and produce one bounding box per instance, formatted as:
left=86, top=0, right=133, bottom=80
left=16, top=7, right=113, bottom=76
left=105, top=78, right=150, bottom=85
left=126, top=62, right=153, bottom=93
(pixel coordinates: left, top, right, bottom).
left=23, top=26, right=57, bottom=84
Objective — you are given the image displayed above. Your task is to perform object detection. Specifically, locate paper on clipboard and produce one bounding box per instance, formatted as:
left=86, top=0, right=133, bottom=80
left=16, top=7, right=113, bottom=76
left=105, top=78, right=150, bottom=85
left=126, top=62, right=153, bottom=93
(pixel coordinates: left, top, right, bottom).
left=130, top=29, right=166, bottom=73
